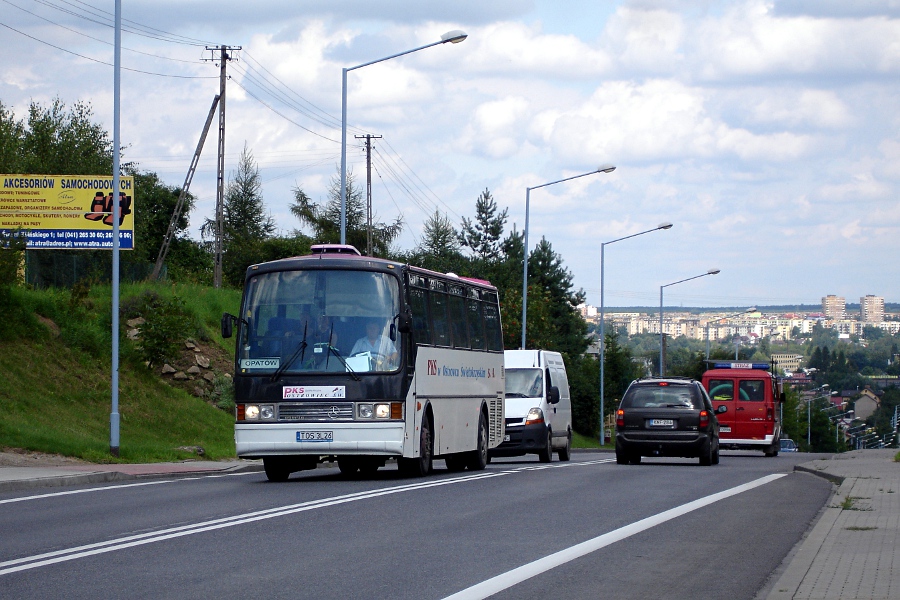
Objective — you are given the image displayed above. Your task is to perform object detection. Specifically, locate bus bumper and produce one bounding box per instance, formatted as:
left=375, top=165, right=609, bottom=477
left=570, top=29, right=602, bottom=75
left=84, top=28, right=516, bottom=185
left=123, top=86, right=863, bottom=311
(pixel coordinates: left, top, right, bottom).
left=235, top=423, right=405, bottom=458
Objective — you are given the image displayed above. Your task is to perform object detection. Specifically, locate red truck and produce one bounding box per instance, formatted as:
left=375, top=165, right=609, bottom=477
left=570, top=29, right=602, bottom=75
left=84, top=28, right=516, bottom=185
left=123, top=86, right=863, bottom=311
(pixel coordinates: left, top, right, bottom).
left=701, top=362, right=784, bottom=457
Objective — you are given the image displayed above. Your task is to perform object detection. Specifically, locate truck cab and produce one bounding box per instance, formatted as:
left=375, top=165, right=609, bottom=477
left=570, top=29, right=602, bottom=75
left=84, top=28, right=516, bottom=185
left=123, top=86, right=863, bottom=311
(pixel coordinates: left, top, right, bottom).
left=701, top=361, right=784, bottom=457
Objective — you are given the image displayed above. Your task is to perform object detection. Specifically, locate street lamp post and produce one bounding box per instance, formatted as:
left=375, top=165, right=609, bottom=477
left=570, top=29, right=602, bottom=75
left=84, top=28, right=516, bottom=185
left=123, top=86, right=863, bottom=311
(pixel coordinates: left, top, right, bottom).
left=340, top=30, right=467, bottom=245
left=521, top=165, right=616, bottom=349
left=705, top=307, right=757, bottom=361
left=598, top=222, right=672, bottom=445
left=659, top=269, right=720, bottom=376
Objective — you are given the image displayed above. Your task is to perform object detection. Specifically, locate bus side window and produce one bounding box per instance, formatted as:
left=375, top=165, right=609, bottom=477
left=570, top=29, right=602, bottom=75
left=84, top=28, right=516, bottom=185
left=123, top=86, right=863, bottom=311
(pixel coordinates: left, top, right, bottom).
left=482, top=300, right=502, bottom=352
left=430, top=288, right=451, bottom=347
left=409, top=287, right=431, bottom=345
left=448, top=289, right=469, bottom=349
left=467, top=298, right=486, bottom=350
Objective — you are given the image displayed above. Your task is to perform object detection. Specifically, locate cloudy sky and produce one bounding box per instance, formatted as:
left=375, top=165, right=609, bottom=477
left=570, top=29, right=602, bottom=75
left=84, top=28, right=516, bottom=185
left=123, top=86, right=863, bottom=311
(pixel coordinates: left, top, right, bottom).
left=3, top=0, right=899, bottom=308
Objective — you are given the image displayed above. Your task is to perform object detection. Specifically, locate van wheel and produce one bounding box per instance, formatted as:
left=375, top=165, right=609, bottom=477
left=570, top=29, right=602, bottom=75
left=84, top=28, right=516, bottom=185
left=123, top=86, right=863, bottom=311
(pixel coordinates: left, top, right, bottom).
left=263, top=457, right=291, bottom=482
left=399, top=414, right=433, bottom=477
left=538, top=429, right=553, bottom=463
left=467, top=412, right=489, bottom=471
left=558, top=429, right=572, bottom=461
left=616, top=450, right=628, bottom=465
left=628, top=454, right=642, bottom=465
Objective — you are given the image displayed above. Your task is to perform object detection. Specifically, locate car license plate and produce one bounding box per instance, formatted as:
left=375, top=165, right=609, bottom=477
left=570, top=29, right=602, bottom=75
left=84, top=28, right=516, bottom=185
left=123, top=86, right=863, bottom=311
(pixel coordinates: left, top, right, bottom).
left=720, top=426, right=731, bottom=433
left=298, top=430, right=333, bottom=442
left=648, top=419, right=674, bottom=427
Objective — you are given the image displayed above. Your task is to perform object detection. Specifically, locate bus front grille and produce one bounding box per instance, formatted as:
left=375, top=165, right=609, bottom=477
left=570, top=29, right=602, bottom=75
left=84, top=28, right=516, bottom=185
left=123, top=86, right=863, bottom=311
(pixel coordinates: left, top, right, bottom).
left=278, top=402, right=355, bottom=422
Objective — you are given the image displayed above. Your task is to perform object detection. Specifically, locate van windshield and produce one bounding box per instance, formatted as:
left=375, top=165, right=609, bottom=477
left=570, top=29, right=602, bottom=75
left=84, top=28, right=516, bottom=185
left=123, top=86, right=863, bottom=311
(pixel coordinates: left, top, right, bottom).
left=506, top=368, right=542, bottom=398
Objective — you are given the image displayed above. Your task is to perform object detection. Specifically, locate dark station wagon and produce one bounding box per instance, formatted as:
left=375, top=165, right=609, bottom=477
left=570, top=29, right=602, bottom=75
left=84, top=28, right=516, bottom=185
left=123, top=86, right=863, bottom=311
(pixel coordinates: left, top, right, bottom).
left=615, top=377, right=726, bottom=466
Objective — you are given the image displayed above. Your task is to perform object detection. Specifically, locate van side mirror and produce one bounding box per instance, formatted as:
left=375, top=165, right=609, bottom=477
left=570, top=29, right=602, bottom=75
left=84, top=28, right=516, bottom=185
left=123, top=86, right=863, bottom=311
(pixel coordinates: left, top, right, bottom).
left=548, top=385, right=560, bottom=405
left=221, top=313, right=234, bottom=338
left=716, top=405, right=728, bottom=414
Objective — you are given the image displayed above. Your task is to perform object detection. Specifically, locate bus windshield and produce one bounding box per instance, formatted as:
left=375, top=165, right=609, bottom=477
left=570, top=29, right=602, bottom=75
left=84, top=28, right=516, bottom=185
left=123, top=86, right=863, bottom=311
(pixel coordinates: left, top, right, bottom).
left=237, top=269, right=401, bottom=374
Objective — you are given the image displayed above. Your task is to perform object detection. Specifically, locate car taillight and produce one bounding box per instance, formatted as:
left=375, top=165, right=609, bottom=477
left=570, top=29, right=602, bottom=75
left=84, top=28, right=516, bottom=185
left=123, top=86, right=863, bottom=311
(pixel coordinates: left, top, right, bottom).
left=616, top=409, right=624, bottom=428
left=699, top=410, right=709, bottom=428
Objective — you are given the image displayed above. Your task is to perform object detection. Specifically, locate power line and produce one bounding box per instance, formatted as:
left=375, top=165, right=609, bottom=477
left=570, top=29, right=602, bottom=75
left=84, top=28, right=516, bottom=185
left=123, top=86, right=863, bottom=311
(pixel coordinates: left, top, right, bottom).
left=2, top=0, right=207, bottom=64
left=0, top=21, right=216, bottom=78
left=32, top=0, right=217, bottom=46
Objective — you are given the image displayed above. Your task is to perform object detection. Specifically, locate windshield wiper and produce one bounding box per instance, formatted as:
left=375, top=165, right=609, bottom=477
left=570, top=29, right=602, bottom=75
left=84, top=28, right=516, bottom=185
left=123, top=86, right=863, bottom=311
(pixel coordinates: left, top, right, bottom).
left=319, top=343, right=360, bottom=381
left=271, top=322, right=309, bottom=382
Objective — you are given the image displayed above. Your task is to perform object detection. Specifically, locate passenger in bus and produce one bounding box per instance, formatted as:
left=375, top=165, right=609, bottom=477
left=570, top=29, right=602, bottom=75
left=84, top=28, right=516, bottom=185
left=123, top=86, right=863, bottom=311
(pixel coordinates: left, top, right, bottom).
left=311, top=313, right=338, bottom=347
left=350, top=319, right=398, bottom=370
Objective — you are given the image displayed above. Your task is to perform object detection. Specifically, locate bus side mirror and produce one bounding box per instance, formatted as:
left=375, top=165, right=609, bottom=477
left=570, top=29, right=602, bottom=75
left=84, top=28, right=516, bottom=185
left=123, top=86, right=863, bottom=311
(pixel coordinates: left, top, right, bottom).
left=221, top=313, right=234, bottom=338
left=397, top=309, right=412, bottom=333
left=548, top=386, right=560, bottom=405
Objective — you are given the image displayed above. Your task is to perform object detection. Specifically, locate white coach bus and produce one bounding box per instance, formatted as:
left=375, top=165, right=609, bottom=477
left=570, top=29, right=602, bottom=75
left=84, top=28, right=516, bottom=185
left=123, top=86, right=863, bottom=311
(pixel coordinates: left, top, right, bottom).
left=222, top=244, right=505, bottom=481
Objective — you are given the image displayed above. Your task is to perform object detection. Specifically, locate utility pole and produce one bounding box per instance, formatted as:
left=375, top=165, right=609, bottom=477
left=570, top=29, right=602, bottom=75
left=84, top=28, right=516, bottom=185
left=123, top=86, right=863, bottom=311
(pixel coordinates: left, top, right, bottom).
left=150, top=95, right=220, bottom=281
left=204, top=45, right=241, bottom=288
left=355, top=134, right=381, bottom=256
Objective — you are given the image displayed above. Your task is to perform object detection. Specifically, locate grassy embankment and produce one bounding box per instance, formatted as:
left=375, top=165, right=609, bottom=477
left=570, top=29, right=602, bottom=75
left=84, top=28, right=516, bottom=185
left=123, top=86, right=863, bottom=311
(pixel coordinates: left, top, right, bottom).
left=0, top=281, right=240, bottom=463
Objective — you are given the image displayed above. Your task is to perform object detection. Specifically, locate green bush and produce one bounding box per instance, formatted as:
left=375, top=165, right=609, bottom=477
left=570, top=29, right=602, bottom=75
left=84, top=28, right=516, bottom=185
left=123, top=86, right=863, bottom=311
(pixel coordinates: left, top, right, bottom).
left=127, top=291, right=193, bottom=367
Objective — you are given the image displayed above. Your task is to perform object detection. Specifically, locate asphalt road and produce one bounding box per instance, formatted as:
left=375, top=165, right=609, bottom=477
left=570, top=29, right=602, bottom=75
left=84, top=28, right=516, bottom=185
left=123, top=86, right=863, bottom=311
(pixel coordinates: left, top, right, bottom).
left=0, top=451, right=833, bottom=600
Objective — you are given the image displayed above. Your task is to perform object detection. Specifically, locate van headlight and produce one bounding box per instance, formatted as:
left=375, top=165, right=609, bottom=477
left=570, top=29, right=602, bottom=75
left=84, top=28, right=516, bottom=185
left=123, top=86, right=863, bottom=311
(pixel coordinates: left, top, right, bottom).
left=525, top=407, right=545, bottom=426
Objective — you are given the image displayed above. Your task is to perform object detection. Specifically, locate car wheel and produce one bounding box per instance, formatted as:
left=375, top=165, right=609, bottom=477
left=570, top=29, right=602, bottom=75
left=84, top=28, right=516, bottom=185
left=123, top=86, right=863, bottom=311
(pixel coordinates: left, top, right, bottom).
left=538, top=428, right=553, bottom=463
left=712, top=438, right=720, bottom=465
left=628, top=453, right=642, bottom=465
left=700, top=440, right=713, bottom=466
left=263, top=457, right=291, bottom=482
left=616, top=450, right=628, bottom=465
left=399, top=414, right=433, bottom=477
left=557, top=429, right=572, bottom=462
left=466, top=412, right=489, bottom=471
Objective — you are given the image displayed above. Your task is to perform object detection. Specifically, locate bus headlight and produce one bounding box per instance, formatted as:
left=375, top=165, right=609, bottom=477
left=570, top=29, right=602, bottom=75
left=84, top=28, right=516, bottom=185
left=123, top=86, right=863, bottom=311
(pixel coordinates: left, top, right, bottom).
left=375, top=403, right=390, bottom=419
left=358, top=404, right=374, bottom=419
left=245, top=405, right=260, bottom=420
left=260, top=405, right=275, bottom=420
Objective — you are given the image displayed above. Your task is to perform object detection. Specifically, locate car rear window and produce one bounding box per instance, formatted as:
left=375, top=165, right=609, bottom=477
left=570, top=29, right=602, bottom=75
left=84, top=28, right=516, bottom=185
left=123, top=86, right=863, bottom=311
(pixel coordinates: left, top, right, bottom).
left=622, top=385, right=701, bottom=409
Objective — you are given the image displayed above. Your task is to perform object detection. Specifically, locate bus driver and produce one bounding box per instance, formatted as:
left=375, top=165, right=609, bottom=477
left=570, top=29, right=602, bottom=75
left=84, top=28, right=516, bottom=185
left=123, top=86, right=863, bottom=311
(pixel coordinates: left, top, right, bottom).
left=351, top=319, right=398, bottom=370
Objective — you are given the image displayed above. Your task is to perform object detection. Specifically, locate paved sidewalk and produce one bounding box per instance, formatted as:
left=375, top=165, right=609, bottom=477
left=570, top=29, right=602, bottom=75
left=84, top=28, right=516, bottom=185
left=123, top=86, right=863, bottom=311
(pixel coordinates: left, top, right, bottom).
left=763, top=449, right=899, bottom=600
left=0, top=459, right=263, bottom=493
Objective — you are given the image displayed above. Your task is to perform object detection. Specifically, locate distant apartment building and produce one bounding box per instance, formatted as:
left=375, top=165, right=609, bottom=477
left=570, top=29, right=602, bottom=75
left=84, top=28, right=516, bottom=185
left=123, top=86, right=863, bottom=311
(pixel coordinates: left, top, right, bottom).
left=822, top=295, right=846, bottom=320
left=860, top=295, right=885, bottom=323
left=771, top=353, right=803, bottom=373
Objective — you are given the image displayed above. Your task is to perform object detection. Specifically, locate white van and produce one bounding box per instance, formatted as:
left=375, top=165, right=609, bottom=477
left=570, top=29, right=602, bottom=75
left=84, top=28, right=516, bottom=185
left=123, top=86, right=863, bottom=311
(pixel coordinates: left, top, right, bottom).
left=489, top=350, right=572, bottom=462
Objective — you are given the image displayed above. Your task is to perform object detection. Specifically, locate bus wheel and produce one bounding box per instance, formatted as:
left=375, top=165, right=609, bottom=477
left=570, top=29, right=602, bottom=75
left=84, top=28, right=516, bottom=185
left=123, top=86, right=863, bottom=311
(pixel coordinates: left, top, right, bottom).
left=467, top=412, right=488, bottom=471
left=445, top=454, right=467, bottom=472
left=338, top=458, right=359, bottom=475
left=538, top=429, right=553, bottom=463
left=399, top=415, right=433, bottom=477
left=263, top=457, right=291, bottom=482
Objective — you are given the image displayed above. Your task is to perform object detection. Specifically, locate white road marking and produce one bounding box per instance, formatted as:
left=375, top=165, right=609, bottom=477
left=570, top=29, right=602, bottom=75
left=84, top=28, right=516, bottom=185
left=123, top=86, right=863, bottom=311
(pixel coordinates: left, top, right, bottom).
left=442, top=473, right=788, bottom=600
left=0, top=471, right=256, bottom=505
